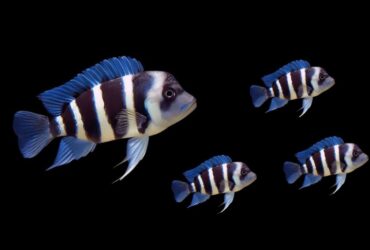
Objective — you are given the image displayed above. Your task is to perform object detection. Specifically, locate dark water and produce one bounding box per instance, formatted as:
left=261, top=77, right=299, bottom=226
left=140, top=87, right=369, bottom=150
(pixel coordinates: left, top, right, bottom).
left=3, top=5, right=369, bottom=247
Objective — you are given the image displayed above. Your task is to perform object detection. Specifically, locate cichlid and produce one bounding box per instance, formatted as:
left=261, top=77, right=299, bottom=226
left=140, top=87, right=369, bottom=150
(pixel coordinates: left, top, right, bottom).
left=14, top=56, right=197, bottom=181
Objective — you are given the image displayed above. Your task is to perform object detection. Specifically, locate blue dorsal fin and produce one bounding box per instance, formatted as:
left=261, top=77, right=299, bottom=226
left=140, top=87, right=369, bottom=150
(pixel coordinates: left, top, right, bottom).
left=295, top=136, right=344, bottom=164
left=261, top=60, right=310, bottom=87
left=38, top=56, right=144, bottom=116
left=183, top=155, right=232, bottom=182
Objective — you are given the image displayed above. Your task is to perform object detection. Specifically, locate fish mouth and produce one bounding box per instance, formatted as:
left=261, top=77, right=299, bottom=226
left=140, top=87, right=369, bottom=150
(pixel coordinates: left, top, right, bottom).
left=176, top=100, right=197, bottom=121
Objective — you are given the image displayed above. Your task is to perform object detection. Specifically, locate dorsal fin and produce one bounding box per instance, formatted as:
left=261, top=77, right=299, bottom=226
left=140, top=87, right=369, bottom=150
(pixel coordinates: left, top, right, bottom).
left=38, top=56, right=144, bottom=116
left=295, top=136, right=344, bottom=164
left=183, top=155, right=232, bottom=182
left=262, top=60, right=310, bottom=87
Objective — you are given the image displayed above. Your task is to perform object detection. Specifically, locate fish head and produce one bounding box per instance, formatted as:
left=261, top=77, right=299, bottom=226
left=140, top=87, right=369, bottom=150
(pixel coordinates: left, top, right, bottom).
left=346, top=143, right=369, bottom=173
left=312, top=67, right=335, bottom=94
left=236, top=162, right=257, bottom=190
left=144, top=71, right=197, bottom=128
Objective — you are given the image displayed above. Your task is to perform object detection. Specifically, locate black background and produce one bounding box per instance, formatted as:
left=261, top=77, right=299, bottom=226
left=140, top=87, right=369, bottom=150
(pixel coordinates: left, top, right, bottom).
left=3, top=4, right=370, bottom=247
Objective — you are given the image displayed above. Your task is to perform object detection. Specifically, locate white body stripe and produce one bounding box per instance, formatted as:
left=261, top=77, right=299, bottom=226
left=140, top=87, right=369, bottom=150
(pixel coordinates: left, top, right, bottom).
left=55, top=116, right=66, bottom=136
left=122, top=75, right=139, bottom=138
left=208, top=168, right=218, bottom=195
left=92, top=85, right=115, bottom=142
left=310, top=67, right=320, bottom=96
left=232, top=163, right=242, bottom=192
left=222, top=164, right=230, bottom=192
left=309, top=157, right=318, bottom=175
left=197, top=175, right=206, bottom=194
left=287, top=73, right=297, bottom=99
left=191, top=183, right=196, bottom=192
left=302, top=164, right=308, bottom=173
left=269, top=87, right=275, bottom=97
left=276, top=80, right=284, bottom=98
left=300, top=68, right=308, bottom=97
left=70, top=100, right=88, bottom=140
left=320, top=150, right=330, bottom=176
left=344, top=144, right=355, bottom=173
left=334, top=145, right=342, bottom=174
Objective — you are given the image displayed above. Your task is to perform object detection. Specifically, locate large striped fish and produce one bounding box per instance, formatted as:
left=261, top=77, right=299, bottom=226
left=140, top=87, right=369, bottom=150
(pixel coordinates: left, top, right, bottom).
left=172, top=155, right=256, bottom=213
left=13, top=56, right=197, bottom=181
left=284, top=136, right=368, bottom=194
left=250, top=60, right=335, bottom=116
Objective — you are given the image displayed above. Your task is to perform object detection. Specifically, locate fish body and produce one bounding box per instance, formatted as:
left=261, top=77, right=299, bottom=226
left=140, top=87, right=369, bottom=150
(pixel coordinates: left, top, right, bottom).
left=250, top=60, right=335, bottom=116
left=283, top=136, right=368, bottom=194
left=13, top=56, right=197, bottom=181
left=172, top=155, right=256, bottom=213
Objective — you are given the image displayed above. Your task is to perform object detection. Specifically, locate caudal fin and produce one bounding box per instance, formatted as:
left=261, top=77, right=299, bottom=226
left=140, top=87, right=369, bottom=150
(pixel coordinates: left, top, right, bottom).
left=250, top=85, right=268, bottom=108
left=13, top=111, right=53, bottom=158
left=283, top=161, right=302, bottom=184
left=171, top=180, right=191, bottom=203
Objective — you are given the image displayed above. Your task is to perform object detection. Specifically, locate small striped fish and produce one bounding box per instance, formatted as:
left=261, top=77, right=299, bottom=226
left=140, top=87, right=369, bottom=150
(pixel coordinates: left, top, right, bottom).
left=250, top=60, right=335, bottom=116
left=172, top=155, right=256, bottom=213
left=13, top=56, right=197, bottom=181
left=284, top=136, right=368, bottom=194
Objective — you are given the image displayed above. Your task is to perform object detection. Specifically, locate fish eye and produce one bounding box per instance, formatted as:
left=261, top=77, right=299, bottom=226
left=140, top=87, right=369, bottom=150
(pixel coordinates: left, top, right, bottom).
left=353, top=150, right=360, bottom=157
left=163, top=88, right=176, bottom=99
left=241, top=168, right=248, bottom=176
left=319, top=73, right=328, bottom=80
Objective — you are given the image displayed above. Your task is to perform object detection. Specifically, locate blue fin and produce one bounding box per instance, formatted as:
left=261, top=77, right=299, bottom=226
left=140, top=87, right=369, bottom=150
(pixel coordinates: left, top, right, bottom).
left=188, top=193, right=210, bottom=208
left=172, top=180, right=191, bottom=203
left=283, top=161, right=302, bottom=184
left=13, top=111, right=54, bottom=158
left=114, top=136, right=149, bottom=182
left=331, top=174, right=346, bottom=195
left=183, top=155, right=232, bottom=182
left=299, top=97, right=313, bottom=117
left=47, top=137, right=96, bottom=170
left=250, top=85, right=269, bottom=108
left=266, top=97, right=288, bottom=112
left=296, top=136, right=344, bottom=164
left=219, top=192, right=235, bottom=213
left=300, top=174, right=322, bottom=189
left=262, top=60, right=310, bottom=87
left=39, top=56, right=144, bottom=116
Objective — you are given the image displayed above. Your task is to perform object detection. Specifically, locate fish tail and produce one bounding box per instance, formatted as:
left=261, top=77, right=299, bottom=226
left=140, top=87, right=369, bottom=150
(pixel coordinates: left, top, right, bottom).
left=171, top=180, right=191, bottom=203
left=13, top=111, right=54, bottom=158
left=283, top=161, right=302, bottom=184
left=250, top=85, right=269, bottom=107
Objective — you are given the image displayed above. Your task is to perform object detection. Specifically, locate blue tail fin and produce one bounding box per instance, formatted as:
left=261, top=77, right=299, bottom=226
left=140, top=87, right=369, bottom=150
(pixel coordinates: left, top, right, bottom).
left=13, top=111, right=53, bottom=158
left=283, top=161, right=302, bottom=184
left=250, top=85, right=268, bottom=108
left=171, top=180, right=190, bottom=203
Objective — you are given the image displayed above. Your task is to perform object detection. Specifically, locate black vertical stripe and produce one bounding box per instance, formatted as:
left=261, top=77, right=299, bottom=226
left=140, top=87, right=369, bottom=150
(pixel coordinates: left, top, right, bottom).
left=324, top=147, right=336, bottom=175
left=305, top=68, right=314, bottom=95
left=49, top=118, right=60, bottom=137
left=291, top=70, right=303, bottom=98
left=272, top=84, right=280, bottom=98
left=62, top=105, right=76, bottom=136
left=200, top=170, right=213, bottom=195
left=132, top=72, right=153, bottom=133
left=313, top=153, right=324, bottom=176
left=306, top=158, right=313, bottom=174
left=212, top=165, right=224, bottom=193
left=76, top=89, right=101, bottom=142
left=277, top=75, right=290, bottom=99
left=227, top=163, right=236, bottom=191
left=194, top=177, right=201, bottom=192
left=339, top=144, right=349, bottom=172
left=101, top=78, right=125, bottom=138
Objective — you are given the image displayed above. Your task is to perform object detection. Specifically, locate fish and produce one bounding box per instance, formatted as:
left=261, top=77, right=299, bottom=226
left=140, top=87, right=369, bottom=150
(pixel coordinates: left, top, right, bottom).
left=171, top=155, right=257, bottom=213
left=283, top=136, right=368, bottom=194
left=13, top=56, right=197, bottom=181
left=250, top=60, right=335, bottom=116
